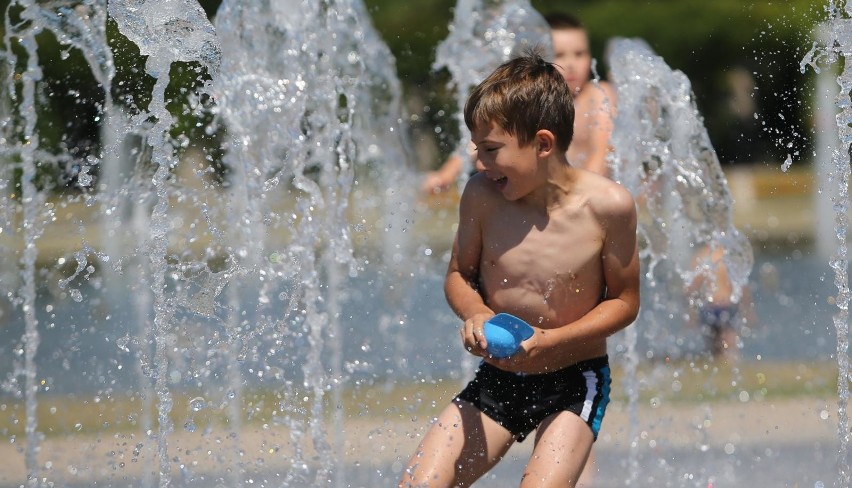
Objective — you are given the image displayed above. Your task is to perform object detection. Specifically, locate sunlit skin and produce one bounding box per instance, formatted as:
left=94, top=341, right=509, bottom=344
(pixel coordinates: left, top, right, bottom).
left=551, top=27, right=616, bottom=177
left=399, top=121, right=640, bottom=488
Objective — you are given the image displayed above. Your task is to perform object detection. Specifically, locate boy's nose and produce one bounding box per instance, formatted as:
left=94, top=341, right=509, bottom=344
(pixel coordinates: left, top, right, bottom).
left=474, top=158, right=486, bottom=172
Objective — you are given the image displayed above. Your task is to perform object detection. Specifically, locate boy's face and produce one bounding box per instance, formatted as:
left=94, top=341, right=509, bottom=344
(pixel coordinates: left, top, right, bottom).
left=472, top=121, right=543, bottom=201
left=551, top=27, right=592, bottom=94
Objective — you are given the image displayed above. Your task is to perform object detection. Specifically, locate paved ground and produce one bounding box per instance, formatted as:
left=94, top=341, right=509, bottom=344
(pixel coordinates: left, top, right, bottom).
left=0, top=394, right=840, bottom=487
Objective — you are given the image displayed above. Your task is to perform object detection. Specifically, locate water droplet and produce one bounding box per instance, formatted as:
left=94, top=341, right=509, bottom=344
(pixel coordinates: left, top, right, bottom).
left=69, top=289, right=83, bottom=302
left=189, top=397, right=206, bottom=412
left=780, top=154, right=792, bottom=172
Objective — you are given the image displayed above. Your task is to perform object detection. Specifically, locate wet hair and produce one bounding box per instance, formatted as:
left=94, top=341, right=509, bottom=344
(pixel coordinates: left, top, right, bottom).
left=544, top=12, right=584, bottom=31
left=464, top=49, right=574, bottom=152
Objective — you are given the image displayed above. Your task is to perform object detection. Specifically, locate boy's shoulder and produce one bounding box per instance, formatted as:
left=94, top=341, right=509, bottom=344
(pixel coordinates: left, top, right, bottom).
left=458, top=172, right=504, bottom=208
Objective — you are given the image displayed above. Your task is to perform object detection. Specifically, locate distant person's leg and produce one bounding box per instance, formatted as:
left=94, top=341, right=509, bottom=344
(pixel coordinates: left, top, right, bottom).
left=398, top=399, right=515, bottom=488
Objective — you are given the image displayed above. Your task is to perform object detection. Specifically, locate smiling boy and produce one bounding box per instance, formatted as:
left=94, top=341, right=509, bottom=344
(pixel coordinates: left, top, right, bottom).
left=399, top=51, right=639, bottom=488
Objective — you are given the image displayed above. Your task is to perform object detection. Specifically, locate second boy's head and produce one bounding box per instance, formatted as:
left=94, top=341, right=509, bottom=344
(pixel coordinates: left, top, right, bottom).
left=464, top=51, right=575, bottom=154
left=545, top=13, right=592, bottom=94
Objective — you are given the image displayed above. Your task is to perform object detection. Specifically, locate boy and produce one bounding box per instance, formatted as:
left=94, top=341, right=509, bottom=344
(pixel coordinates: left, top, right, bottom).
left=399, top=52, right=640, bottom=487
left=546, top=12, right=616, bottom=178
left=421, top=12, right=615, bottom=194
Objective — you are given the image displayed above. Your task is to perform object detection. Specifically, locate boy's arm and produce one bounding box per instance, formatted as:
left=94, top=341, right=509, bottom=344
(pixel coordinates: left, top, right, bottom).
left=581, top=82, right=617, bottom=177
left=489, top=184, right=640, bottom=372
left=444, top=176, right=495, bottom=355
left=421, top=153, right=463, bottom=194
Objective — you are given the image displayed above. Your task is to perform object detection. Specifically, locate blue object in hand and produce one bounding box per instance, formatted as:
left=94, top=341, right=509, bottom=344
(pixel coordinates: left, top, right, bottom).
left=484, top=313, right=534, bottom=358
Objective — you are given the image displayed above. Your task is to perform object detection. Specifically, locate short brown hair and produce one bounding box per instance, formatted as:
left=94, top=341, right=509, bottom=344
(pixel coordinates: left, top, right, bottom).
left=464, top=50, right=574, bottom=152
left=544, top=12, right=584, bottom=31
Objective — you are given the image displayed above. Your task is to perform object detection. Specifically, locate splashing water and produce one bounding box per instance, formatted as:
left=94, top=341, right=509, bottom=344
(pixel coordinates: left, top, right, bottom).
left=213, top=1, right=416, bottom=485
left=5, top=1, right=838, bottom=486
left=607, top=38, right=754, bottom=485
left=109, top=2, right=221, bottom=486
left=801, top=3, right=852, bottom=484
left=0, top=0, right=418, bottom=486
left=1, top=2, right=117, bottom=483
left=609, top=38, right=753, bottom=305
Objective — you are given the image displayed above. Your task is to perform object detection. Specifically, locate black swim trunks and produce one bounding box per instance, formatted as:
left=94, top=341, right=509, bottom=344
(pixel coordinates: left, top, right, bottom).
left=455, top=356, right=611, bottom=442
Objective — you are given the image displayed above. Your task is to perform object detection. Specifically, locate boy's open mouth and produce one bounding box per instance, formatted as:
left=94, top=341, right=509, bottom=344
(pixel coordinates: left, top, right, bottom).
left=493, top=176, right=508, bottom=190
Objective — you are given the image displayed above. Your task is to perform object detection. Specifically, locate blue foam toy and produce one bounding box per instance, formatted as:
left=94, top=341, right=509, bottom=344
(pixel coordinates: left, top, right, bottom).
left=484, top=313, right=534, bottom=358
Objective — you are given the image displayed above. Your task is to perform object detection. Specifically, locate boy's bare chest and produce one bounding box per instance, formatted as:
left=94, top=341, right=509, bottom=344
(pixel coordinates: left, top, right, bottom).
left=478, top=208, right=606, bottom=323
left=479, top=210, right=603, bottom=279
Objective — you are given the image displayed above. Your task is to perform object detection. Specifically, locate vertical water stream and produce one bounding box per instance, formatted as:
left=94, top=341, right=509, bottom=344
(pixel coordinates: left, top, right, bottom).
left=802, top=5, right=852, bottom=484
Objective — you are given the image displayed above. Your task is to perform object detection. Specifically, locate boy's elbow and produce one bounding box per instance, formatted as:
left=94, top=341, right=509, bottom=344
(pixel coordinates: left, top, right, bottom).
left=626, top=304, right=639, bottom=324
left=622, top=292, right=640, bottom=325
left=443, top=279, right=454, bottom=303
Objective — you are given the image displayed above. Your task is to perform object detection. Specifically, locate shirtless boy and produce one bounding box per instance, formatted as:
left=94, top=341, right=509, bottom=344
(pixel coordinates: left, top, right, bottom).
left=399, top=52, right=640, bottom=487
left=547, top=12, right=617, bottom=177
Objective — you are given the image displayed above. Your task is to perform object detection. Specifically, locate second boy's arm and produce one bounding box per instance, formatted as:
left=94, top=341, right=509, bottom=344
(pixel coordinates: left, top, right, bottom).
left=580, top=83, right=616, bottom=177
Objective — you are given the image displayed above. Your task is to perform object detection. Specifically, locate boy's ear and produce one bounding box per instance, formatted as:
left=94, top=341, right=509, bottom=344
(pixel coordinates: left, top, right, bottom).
left=535, top=130, right=556, bottom=157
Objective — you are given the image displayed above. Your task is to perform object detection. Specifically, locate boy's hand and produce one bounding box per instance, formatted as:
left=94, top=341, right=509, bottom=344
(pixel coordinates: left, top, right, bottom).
left=484, top=327, right=547, bottom=374
left=460, top=313, right=493, bottom=357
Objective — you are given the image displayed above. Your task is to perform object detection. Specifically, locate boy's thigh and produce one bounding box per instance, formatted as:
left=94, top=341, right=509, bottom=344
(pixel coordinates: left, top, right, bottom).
left=401, top=399, right=515, bottom=487
left=521, top=411, right=594, bottom=488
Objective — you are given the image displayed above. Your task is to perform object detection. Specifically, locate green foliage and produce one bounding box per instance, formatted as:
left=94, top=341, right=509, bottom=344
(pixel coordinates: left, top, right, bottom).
left=364, top=0, right=455, bottom=85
